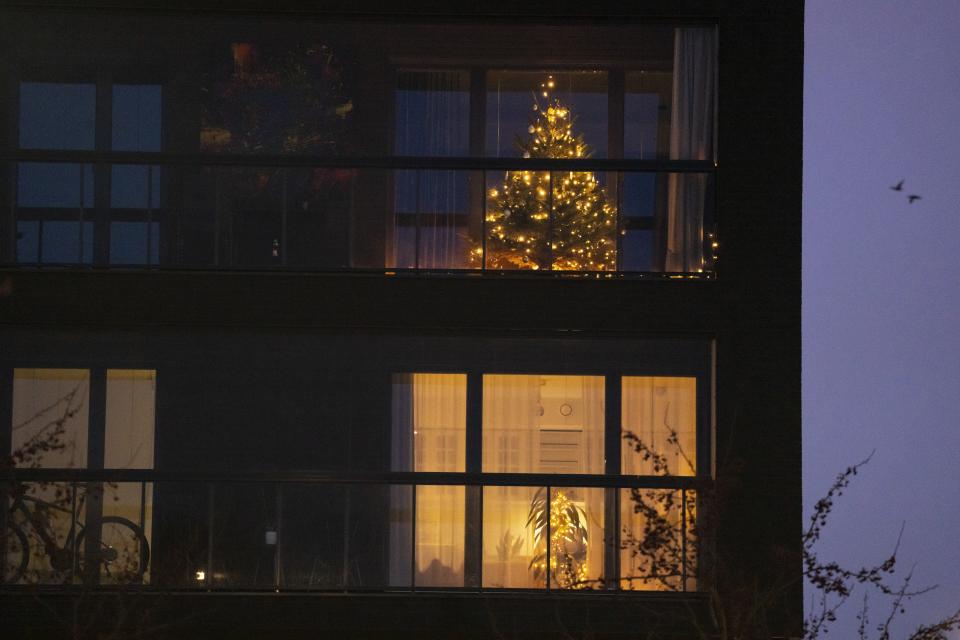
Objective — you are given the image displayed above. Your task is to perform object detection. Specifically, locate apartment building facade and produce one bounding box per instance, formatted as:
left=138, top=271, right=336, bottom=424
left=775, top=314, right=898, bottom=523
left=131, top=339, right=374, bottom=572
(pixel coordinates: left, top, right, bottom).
left=0, top=2, right=802, bottom=638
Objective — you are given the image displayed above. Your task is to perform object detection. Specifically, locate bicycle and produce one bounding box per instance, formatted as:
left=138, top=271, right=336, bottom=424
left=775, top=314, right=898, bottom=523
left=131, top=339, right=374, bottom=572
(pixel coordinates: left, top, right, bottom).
left=2, top=482, right=150, bottom=585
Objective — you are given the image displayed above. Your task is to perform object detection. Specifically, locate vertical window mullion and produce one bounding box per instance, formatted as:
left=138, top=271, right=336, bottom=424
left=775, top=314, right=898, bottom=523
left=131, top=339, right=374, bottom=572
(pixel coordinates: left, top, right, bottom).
left=464, top=372, right=483, bottom=587
left=0, top=368, right=12, bottom=463
left=604, top=374, right=621, bottom=589
left=81, top=367, right=107, bottom=584
left=94, top=74, right=111, bottom=265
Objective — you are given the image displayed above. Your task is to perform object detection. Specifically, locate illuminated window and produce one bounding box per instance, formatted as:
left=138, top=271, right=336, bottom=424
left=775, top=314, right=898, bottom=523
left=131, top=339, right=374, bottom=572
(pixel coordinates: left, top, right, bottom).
left=621, top=376, right=697, bottom=476
left=391, top=373, right=467, bottom=586
left=7, top=368, right=156, bottom=584
left=483, top=374, right=604, bottom=474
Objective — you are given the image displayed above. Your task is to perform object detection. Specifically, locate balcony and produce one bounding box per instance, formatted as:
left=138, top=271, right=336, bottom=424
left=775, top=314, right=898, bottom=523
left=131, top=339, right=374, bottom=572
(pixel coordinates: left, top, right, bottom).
left=3, top=152, right=716, bottom=277
left=2, top=469, right=698, bottom=594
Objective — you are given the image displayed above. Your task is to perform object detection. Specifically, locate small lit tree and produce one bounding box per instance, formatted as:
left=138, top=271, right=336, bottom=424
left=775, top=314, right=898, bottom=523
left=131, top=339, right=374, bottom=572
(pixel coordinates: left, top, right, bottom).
left=484, top=77, right=617, bottom=271
left=527, top=488, right=590, bottom=589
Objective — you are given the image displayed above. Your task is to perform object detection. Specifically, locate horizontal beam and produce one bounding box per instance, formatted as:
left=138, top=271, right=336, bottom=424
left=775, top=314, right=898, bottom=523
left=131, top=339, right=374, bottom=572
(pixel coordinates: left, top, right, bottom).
left=2, top=468, right=702, bottom=489
left=4, top=150, right=716, bottom=173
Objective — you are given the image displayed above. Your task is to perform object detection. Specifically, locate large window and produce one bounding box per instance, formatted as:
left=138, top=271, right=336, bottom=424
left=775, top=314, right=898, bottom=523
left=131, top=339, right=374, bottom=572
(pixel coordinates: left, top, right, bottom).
left=6, top=19, right=716, bottom=275
left=15, top=80, right=163, bottom=266
left=6, top=368, right=156, bottom=584
left=389, top=369, right=704, bottom=591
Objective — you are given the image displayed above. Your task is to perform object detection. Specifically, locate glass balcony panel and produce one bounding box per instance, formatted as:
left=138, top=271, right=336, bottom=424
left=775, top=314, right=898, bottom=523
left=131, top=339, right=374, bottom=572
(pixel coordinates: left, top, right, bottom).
left=152, top=482, right=212, bottom=588
left=620, top=172, right=714, bottom=274
left=280, top=484, right=347, bottom=589
left=109, top=221, right=160, bottom=265
left=482, top=485, right=545, bottom=589
left=345, top=484, right=396, bottom=589
left=548, top=487, right=604, bottom=590
left=415, top=485, right=465, bottom=587
left=208, top=482, right=279, bottom=589
left=18, top=163, right=94, bottom=209
left=619, top=488, right=696, bottom=592
left=3, top=481, right=86, bottom=585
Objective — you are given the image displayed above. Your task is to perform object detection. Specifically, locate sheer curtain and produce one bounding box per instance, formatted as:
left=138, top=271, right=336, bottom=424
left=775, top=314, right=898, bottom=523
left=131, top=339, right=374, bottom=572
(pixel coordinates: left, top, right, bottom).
left=390, top=373, right=466, bottom=587
left=621, top=376, right=697, bottom=476
left=394, top=71, right=470, bottom=269
left=666, top=27, right=717, bottom=272
left=481, top=375, right=605, bottom=588
left=620, top=376, right=697, bottom=590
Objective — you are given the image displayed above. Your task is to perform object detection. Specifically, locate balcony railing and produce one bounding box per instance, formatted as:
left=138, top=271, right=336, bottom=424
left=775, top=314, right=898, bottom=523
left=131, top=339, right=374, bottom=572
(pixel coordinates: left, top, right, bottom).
left=1, top=469, right=698, bottom=593
left=3, top=151, right=717, bottom=277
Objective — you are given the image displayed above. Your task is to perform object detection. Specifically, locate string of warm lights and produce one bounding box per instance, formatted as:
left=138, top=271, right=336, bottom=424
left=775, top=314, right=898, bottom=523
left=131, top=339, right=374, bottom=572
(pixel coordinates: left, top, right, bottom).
left=482, top=76, right=617, bottom=271
left=529, top=489, right=589, bottom=589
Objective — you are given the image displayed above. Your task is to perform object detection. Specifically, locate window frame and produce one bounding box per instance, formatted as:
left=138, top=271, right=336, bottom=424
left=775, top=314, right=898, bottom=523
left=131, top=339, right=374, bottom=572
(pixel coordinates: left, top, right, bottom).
left=11, top=66, right=167, bottom=266
left=389, top=353, right=711, bottom=591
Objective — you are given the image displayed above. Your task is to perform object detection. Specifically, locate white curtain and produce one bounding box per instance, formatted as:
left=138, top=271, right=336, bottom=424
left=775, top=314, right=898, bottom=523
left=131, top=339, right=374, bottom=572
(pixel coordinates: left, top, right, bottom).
left=666, top=27, right=717, bottom=272
left=621, top=376, right=697, bottom=477
left=480, top=375, right=605, bottom=588
left=389, top=373, right=466, bottom=586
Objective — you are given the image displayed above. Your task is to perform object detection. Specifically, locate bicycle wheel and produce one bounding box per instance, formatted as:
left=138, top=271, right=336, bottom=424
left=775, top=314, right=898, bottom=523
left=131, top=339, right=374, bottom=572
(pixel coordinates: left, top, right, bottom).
left=75, top=516, right=150, bottom=584
left=2, top=523, right=29, bottom=584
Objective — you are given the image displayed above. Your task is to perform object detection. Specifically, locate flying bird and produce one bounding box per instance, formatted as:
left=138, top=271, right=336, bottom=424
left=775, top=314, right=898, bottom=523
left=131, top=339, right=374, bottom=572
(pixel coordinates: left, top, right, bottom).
left=890, top=179, right=904, bottom=191
left=907, top=194, right=922, bottom=204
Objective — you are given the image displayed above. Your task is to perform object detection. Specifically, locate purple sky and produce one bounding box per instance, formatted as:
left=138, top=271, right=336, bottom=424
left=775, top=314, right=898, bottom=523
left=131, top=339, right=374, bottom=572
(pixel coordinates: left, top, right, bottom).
left=804, top=1, right=960, bottom=635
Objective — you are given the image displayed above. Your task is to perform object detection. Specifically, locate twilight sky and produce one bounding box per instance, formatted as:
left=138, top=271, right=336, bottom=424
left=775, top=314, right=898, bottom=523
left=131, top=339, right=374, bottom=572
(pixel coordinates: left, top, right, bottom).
left=803, top=1, right=960, bottom=635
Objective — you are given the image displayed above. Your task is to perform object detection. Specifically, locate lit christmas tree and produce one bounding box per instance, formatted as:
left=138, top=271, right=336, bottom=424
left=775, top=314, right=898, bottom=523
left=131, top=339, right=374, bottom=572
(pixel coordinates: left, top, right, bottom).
left=527, top=488, right=590, bottom=589
left=484, top=77, right=617, bottom=271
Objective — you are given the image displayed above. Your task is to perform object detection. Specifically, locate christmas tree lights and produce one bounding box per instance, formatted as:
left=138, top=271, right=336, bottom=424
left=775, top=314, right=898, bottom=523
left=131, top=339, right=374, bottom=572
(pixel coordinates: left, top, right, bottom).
left=527, top=488, right=590, bottom=589
left=484, top=76, right=617, bottom=271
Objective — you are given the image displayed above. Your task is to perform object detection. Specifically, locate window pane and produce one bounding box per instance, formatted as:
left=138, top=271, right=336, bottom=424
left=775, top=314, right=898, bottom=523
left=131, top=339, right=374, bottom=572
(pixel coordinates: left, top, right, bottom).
left=281, top=484, right=347, bottom=588
left=200, top=42, right=352, bottom=154
left=624, top=80, right=666, bottom=160
left=391, top=373, right=466, bottom=472
left=482, top=374, right=604, bottom=474
left=105, top=369, right=156, bottom=469
left=484, top=169, right=617, bottom=272
left=18, top=163, right=94, bottom=208
left=393, top=170, right=476, bottom=269
left=621, top=377, right=696, bottom=477
left=482, top=485, right=544, bottom=588
left=112, top=84, right=162, bottom=152
left=395, top=70, right=469, bottom=157
left=109, top=221, right=160, bottom=265
left=486, top=71, right=607, bottom=159
left=620, top=488, right=696, bottom=591
left=625, top=27, right=716, bottom=161
left=11, top=368, right=89, bottom=468
left=415, top=485, right=464, bottom=587
left=111, top=164, right=162, bottom=209
left=620, top=172, right=714, bottom=273
left=19, top=82, right=95, bottom=150
left=41, top=221, right=94, bottom=264
left=16, top=221, right=39, bottom=263
left=547, top=487, right=603, bottom=589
